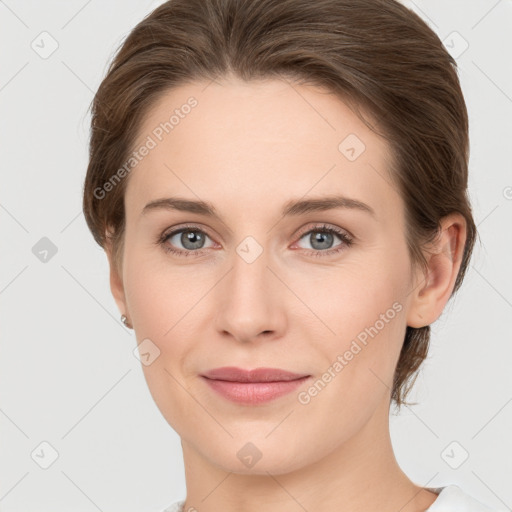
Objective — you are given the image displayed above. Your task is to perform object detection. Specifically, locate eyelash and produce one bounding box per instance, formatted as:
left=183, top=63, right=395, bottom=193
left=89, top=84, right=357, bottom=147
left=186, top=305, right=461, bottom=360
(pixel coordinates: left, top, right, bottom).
left=157, top=223, right=354, bottom=258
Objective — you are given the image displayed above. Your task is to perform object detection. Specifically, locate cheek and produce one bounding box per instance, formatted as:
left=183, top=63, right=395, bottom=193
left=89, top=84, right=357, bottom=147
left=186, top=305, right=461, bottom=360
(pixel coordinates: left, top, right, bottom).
left=122, top=247, right=214, bottom=385
left=293, top=278, right=407, bottom=438
left=122, top=242, right=193, bottom=337
left=122, top=250, right=200, bottom=431
left=295, top=254, right=409, bottom=400
left=125, top=275, right=170, bottom=337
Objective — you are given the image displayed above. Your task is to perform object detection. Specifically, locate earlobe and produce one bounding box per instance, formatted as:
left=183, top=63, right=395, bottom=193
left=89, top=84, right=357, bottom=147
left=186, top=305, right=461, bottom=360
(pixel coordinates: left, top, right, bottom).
left=406, top=213, right=467, bottom=329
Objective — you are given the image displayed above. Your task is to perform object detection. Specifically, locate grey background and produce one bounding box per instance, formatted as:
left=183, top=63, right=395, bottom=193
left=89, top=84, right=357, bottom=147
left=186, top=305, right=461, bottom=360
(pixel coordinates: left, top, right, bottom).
left=0, top=0, right=511, bottom=510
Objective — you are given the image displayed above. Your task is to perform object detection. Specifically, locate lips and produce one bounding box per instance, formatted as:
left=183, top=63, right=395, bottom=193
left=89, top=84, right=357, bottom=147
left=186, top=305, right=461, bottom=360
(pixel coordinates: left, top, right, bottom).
left=201, top=366, right=309, bottom=383
left=200, top=367, right=311, bottom=404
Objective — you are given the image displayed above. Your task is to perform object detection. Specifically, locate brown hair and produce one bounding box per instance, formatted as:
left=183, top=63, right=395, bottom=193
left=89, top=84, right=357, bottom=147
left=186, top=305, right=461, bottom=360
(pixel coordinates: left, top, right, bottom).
left=82, top=0, right=478, bottom=407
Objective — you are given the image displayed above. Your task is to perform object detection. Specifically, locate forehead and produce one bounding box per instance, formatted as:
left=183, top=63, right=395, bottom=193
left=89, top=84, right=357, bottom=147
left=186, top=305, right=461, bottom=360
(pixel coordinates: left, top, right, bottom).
left=125, top=77, right=400, bottom=222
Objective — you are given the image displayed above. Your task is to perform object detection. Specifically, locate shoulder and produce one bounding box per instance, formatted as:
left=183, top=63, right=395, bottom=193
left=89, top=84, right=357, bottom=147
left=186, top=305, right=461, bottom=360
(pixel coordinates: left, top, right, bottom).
left=426, top=485, right=506, bottom=512
left=160, top=500, right=185, bottom=512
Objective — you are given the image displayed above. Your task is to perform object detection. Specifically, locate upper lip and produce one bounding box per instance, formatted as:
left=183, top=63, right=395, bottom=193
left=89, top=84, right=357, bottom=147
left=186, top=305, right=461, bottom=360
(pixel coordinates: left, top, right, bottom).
left=201, top=367, right=310, bottom=383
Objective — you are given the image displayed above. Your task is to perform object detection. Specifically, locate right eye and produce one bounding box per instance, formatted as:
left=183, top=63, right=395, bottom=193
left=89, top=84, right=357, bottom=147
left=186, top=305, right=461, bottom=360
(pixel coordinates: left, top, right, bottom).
left=159, top=225, right=216, bottom=257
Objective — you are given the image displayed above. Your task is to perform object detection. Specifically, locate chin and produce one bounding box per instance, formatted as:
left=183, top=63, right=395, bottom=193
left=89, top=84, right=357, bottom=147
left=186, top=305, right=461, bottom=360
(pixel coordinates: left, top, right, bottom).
left=198, top=435, right=322, bottom=476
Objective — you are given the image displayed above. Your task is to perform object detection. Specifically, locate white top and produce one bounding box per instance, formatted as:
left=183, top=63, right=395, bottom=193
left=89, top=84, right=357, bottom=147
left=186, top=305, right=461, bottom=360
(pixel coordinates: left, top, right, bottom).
left=425, top=485, right=503, bottom=512
left=162, top=485, right=504, bottom=512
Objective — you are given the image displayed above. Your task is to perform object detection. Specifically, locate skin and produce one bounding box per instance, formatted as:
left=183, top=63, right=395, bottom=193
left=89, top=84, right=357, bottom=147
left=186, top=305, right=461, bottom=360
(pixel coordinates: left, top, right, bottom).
left=106, top=76, right=467, bottom=512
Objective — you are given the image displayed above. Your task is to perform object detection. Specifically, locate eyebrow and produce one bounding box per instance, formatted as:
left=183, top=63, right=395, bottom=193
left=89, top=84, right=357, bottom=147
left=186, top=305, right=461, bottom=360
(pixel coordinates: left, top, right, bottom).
left=141, top=195, right=376, bottom=221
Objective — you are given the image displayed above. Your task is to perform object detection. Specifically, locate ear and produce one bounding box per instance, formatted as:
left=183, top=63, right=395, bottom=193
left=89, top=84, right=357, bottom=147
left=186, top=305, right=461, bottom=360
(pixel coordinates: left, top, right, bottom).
left=104, top=228, right=128, bottom=321
left=406, top=213, right=467, bottom=328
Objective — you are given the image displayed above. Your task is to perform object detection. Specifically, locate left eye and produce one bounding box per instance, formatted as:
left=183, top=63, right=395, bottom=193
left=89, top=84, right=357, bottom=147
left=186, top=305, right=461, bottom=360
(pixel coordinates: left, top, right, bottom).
left=293, top=225, right=353, bottom=256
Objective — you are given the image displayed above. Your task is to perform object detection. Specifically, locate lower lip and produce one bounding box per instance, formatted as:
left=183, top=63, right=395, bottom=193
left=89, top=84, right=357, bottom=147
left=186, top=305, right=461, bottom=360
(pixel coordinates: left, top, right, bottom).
left=201, top=376, right=310, bottom=404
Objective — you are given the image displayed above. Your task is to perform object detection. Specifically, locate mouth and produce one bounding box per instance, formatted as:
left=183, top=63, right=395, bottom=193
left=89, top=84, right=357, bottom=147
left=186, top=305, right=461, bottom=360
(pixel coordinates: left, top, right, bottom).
left=201, top=366, right=310, bottom=382
left=200, top=367, right=311, bottom=404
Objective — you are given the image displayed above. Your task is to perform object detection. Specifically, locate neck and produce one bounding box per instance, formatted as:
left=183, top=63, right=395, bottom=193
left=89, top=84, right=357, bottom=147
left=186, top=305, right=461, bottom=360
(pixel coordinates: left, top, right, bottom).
left=179, top=397, right=438, bottom=512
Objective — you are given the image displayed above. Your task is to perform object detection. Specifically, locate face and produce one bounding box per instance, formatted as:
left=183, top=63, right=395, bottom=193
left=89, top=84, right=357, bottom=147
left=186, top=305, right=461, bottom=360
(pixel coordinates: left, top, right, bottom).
left=114, top=77, right=421, bottom=474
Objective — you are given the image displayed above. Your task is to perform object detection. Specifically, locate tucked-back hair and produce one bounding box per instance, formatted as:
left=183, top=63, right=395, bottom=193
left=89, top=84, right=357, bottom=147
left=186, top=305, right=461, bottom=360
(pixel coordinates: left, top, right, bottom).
left=83, top=0, right=477, bottom=406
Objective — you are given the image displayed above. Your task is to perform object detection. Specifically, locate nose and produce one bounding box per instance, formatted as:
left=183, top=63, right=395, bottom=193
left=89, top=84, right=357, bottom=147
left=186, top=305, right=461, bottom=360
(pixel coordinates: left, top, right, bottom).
left=214, top=244, right=287, bottom=344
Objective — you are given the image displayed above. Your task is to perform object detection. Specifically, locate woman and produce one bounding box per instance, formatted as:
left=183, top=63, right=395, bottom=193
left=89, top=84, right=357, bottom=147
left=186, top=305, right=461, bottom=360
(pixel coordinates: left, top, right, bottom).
left=82, top=0, right=501, bottom=510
